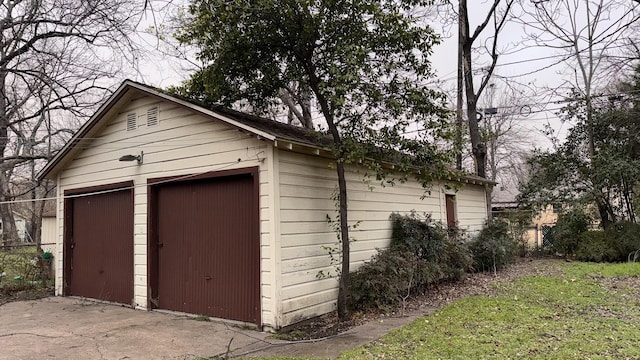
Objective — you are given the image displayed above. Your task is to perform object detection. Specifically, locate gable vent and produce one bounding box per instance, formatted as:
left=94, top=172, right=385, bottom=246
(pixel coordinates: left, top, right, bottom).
left=126, top=113, right=137, bottom=131
left=147, top=107, right=159, bottom=127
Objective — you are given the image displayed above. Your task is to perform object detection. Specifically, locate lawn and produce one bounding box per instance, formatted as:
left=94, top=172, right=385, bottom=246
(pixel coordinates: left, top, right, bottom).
left=0, top=246, right=38, bottom=281
left=0, top=246, right=51, bottom=303
left=339, top=260, right=640, bottom=359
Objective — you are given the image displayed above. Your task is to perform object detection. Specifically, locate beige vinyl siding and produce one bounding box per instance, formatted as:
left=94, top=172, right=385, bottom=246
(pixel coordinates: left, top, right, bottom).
left=41, top=216, right=57, bottom=280
left=277, top=150, right=484, bottom=327
left=40, top=216, right=57, bottom=255
left=54, top=178, right=63, bottom=296
left=452, top=185, right=488, bottom=233
left=54, top=94, right=277, bottom=326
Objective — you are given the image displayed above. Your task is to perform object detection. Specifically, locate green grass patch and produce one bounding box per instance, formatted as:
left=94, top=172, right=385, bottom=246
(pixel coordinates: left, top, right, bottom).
left=267, top=330, right=309, bottom=341
left=340, top=260, right=640, bottom=359
left=563, top=261, right=640, bottom=278
left=0, top=247, right=39, bottom=282
left=193, top=314, right=211, bottom=322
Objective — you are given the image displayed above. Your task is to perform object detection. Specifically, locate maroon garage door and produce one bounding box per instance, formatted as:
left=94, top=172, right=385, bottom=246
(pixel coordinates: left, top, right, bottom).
left=65, top=185, right=134, bottom=305
left=150, top=170, right=260, bottom=324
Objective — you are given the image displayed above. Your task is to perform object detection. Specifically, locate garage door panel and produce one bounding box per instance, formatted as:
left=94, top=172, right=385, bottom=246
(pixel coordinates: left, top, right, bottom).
left=156, top=173, right=259, bottom=323
left=69, top=188, right=134, bottom=305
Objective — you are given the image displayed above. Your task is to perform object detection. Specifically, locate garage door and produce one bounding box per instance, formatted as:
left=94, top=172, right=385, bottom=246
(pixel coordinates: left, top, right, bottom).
left=152, top=171, right=260, bottom=324
left=66, top=186, right=134, bottom=305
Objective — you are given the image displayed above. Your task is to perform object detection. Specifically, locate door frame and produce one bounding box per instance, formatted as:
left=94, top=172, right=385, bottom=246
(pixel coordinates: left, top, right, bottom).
left=63, top=181, right=134, bottom=297
left=146, top=167, right=260, bottom=323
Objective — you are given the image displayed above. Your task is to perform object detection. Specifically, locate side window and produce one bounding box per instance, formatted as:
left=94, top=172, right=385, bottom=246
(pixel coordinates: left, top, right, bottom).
left=445, top=194, right=457, bottom=229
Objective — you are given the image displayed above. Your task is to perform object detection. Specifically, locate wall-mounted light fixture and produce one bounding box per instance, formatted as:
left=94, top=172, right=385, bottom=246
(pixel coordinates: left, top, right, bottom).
left=119, top=151, right=143, bottom=164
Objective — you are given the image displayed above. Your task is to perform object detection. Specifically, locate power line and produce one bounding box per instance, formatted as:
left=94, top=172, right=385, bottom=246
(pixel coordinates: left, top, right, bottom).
left=432, top=43, right=636, bottom=84
left=2, top=154, right=261, bottom=207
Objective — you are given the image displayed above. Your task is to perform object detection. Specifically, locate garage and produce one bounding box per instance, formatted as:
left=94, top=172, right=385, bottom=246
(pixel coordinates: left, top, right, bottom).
left=64, top=183, right=134, bottom=305
left=148, top=168, right=260, bottom=324
left=39, top=81, right=491, bottom=330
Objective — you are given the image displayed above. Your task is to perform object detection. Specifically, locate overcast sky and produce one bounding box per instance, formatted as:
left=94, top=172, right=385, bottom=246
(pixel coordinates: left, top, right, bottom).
left=127, top=0, right=639, bottom=151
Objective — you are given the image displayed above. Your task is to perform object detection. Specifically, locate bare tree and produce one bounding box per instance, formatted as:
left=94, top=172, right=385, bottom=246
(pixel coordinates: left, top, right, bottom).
left=459, top=0, right=516, bottom=179
left=151, top=4, right=317, bottom=129
left=279, top=83, right=314, bottom=129
left=479, top=83, right=534, bottom=200
left=0, top=0, right=146, bottom=245
left=521, top=0, right=640, bottom=226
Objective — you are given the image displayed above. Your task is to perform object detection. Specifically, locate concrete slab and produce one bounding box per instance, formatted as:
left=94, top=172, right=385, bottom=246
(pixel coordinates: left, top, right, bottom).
left=0, top=297, right=432, bottom=359
left=0, top=297, right=270, bottom=360
left=239, top=311, right=431, bottom=359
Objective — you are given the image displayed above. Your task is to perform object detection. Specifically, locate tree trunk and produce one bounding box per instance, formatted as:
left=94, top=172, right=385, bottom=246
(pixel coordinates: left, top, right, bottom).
left=336, top=161, right=349, bottom=321
left=460, top=0, right=487, bottom=178
left=0, top=193, right=18, bottom=245
left=596, top=200, right=613, bottom=229
left=0, top=73, right=17, bottom=246
left=455, top=0, right=464, bottom=171
left=309, top=73, right=350, bottom=321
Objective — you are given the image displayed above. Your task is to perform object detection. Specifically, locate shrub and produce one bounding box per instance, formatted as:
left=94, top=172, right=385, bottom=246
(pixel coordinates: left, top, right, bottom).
left=493, top=210, right=533, bottom=257
left=440, top=239, right=474, bottom=281
left=574, top=222, right=640, bottom=262
left=349, top=248, right=419, bottom=311
left=468, top=219, right=517, bottom=273
left=390, top=212, right=473, bottom=281
left=349, top=213, right=472, bottom=312
left=575, top=231, right=616, bottom=262
left=0, top=249, right=39, bottom=285
left=553, top=208, right=592, bottom=257
left=607, top=221, right=640, bottom=262
left=390, top=212, right=444, bottom=261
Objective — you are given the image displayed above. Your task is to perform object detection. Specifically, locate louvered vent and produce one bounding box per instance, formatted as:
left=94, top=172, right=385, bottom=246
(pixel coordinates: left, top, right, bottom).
left=147, top=107, right=159, bottom=127
left=126, top=113, right=137, bottom=131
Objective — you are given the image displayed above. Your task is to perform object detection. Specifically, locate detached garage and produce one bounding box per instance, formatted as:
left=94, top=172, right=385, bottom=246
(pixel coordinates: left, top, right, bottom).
left=38, top=80, right=492, bottom=330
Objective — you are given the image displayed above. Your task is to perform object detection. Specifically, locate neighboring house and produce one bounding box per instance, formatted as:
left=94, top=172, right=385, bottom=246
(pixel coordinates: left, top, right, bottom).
left=492, top=185, right=559, bottom=249
left=528, top=204, right=561, bottom=247
left=37, top=80, right=493, bottom=331
left=40, top=211, right=57, bottom=253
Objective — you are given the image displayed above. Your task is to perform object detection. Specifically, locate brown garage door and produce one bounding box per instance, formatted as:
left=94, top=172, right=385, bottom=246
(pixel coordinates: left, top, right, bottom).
left=65, top=185, right=134, bottom=305
left=152, top=170, right=260, bottom=324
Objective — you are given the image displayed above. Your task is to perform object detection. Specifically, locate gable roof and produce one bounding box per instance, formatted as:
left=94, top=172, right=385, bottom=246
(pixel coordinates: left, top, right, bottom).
left=37, top=80, right=494, bottom=187
left=37, top=80, right=329, bottom=180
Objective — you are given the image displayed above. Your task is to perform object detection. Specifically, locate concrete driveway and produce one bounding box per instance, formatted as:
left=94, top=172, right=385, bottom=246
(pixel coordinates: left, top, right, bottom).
left=0, top=297, right=271, bottom=360
left=0, top=297, right=427, bottom=359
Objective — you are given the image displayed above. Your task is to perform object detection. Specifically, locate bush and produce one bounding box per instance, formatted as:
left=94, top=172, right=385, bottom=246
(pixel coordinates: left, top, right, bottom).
left=575, top=231, right=617, bottom=262
left=575, top=222, right=640, bottom=262
left=468, top=219, right=517, bottom=273
left=348, top=248, right=418, bottom=311
left=349, top=213, right=472, bottom=312
left=493, top=210, right=533, bottom=257
left=553, top=208, right=592, bottom=257
left=390, top=212, right=444, bottom=261
left=607, top=221, right=640, bottom=262
left=0, top=249, right=39, bottom=285
left=440, top=239, right=474, bottom=281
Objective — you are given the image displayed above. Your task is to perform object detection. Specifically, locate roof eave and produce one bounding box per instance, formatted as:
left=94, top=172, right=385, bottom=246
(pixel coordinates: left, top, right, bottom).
left=273, top=139, right=495, bottom=187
